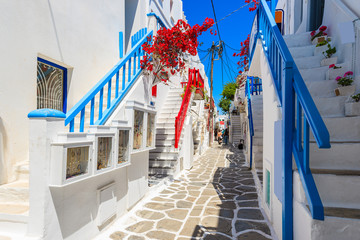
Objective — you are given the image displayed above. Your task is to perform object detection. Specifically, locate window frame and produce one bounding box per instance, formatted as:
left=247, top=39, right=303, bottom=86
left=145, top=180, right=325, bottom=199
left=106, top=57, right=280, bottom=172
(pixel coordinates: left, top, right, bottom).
left=37, top=57, right=68, bottom=113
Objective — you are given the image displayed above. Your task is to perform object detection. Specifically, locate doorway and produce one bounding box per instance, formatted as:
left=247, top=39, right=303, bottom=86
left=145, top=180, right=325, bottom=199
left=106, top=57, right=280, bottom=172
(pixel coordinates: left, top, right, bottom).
left=309, top=0, right=325, bottom=31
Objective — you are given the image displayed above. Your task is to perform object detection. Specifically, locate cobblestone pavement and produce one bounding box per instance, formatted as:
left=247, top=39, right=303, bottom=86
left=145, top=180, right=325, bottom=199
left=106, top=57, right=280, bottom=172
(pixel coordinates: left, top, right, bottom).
left=97, top=145, right=273, bottom=240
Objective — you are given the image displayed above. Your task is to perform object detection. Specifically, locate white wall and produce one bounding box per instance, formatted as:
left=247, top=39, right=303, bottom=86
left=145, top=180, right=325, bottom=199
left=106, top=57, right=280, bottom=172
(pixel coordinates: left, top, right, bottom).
left=249, top=40, right=283, bottom=239
left=0, top=0, right=125, bottom=182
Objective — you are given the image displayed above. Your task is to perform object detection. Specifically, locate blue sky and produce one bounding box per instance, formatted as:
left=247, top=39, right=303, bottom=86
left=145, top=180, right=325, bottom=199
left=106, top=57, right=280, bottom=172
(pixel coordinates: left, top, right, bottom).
left=182, top=0, right=256, bottom=113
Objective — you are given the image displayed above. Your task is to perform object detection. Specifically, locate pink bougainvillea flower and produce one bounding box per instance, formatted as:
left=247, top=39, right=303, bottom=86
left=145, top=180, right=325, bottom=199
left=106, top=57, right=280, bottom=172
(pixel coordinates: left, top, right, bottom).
left=329, top=64, right=335, bottom=69
left=310, top=31, right=316, bottom=36
left=336, top=76, right=342, bottom=81
left=319, top=26, right=327, bottom=32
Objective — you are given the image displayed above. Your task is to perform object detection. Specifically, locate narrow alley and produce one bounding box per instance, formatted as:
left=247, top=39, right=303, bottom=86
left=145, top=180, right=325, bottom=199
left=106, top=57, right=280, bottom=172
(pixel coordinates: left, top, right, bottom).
left=95, top=146, right=273, bottom=240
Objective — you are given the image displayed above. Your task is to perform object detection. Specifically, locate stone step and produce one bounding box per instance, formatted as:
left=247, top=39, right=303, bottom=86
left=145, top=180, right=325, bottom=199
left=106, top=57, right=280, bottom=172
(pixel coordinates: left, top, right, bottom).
left=289, top=45, right=315, bottom=58
left=0, top=181, right=29, bottom=204
left=294, top=170, right=360, bottom=209
left=284, top=31, right=311, bottom=47
left=314, top=96, right=347, bottom=117
left=317, top=116, right=360, bottom=141
left=294, top=55, right=324, bottom=69
left=14, top=163, right=29, bottom=181
left=306, top=80, right=338, bottom=98
left=149, top=167, right=175, bottom=176
left=149, top=159, right=177, bottom=168
left=149, top=152, right=178, bottom=159
left=300, top=65, right=329, bottom=81
left=294, top=201, right=360, bottom=240
left=309, top=142, right=360, bottom=170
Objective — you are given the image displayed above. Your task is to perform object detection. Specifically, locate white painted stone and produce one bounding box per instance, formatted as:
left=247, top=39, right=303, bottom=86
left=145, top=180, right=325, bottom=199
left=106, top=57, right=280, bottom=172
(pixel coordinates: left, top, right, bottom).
left=326, top=67, right=348, bottom=80
left=314, top=44, right=329, bottom=56
left=334, top=85, right=356, bottom=96
left=320, top=57, right=338, bottom=67
left=312, top=36, right=328, bottom=45
left=345, top=101, right=360, bottom=116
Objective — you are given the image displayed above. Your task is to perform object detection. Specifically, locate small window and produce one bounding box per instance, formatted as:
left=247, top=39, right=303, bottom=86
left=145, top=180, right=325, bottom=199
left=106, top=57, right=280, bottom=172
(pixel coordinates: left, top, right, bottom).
left=133, top=110, right=144, bottom=149
left=37, top=57, right=67, bottom=112
left=66, top=146, right=90, bottom=179
left=266, top=169, right=271, bottom=206
left=97, top=137, right=112, bottom=170
left=118, top=130, right=130, bottom=164
left=147, top=114, right=155, bottom=147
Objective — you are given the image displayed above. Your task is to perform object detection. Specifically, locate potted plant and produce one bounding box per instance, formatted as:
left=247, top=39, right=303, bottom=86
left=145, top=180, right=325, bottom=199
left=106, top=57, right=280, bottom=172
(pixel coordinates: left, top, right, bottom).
left=311, top=26, right=328, bottom=45
left=334, top=71, right=355, bottom=96
left=326, top=64, right=346, bottom=80
left=321, top=43, right=337, bottom=66
left=345, top=93, right=360, bottom=116
left=314, top=39, right=331, bottom=56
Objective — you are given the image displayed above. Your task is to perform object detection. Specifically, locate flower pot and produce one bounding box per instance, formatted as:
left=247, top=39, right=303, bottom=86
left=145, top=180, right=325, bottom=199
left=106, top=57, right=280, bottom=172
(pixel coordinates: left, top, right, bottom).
left=321, top=57, right=337, bottom=67
left=194, top=88, right=205, bottom=100
left=345, top=101, right=360, bottom=116
left=334, top=85, right=356, bottom=96
left=312, top=36, right=328, bottom=45
left=314, top=44, right=328, bottom=56
left=326, top=67, right=347, bottom=80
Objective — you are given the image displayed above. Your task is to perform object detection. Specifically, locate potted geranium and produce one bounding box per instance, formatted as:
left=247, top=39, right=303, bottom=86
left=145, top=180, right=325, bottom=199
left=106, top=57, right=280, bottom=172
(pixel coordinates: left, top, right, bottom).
left=326, top=64, right=346, bottom=80
left=345, top=93, right=360, bottom=116
left=321, top=43, right=337, bottom=66
left=334, top=71, right=355, bottom=96
left=311, top=26, right=328, bottom=44
left=314, top=39, right=331, bottom=56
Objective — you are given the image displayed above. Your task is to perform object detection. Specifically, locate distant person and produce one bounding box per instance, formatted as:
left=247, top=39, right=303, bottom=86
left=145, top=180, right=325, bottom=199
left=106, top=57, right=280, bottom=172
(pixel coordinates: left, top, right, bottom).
left=224, top=128, right=229, bottom=145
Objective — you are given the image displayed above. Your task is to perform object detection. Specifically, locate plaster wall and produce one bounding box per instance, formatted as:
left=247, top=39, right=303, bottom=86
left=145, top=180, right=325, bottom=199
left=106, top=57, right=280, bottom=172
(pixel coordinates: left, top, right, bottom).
left=0, top=0, right=125, bottom=182
left=249, top=41, right=283, bottom=239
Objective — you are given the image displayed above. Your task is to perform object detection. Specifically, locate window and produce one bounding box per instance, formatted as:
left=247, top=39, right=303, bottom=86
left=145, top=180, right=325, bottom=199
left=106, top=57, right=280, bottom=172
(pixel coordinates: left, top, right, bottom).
left=37, top=57, right=67, bottom=112
left=66, top=146, right=90, bottom=179
left=133, top=110, right=144, bottom=149
left=147, top=114, right=155, bottom=147
left=266, top=169, right=271, bottom=206
left=118, top=130, right=130, bottom=164
left=97, top=137, right=112, bottom=170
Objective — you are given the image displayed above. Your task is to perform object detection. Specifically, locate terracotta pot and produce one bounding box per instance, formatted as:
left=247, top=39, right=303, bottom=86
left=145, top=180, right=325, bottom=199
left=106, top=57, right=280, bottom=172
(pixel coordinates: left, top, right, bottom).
left=321, top=57, right=337, bottom=67
left=334, top=85, right=356, bottom=96
left=345, top=102, right=360, bottom=116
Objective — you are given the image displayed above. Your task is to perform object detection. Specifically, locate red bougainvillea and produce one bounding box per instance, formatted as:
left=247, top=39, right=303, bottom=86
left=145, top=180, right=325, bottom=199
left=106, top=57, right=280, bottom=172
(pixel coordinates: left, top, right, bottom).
left=245, top=0, right=260, bottom=11
left=141, top=18, right=214, bottom=84
left=233, top=35, right=250, bottom=74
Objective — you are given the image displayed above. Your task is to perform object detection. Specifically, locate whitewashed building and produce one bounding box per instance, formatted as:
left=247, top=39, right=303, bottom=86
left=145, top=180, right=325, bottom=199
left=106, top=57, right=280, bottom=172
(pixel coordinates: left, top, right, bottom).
left=0, top=0, right=210, bottom=239
left=246, top=0, right=360, bottom=239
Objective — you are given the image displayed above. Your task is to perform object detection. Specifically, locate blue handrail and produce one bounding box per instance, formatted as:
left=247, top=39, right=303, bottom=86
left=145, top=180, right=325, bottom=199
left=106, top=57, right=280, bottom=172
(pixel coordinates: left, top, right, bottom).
left=245, top=78, right=255, bottom=169
left=65, top=30, right=153, bottom=132
left=249, top=1, right=331, bottom=239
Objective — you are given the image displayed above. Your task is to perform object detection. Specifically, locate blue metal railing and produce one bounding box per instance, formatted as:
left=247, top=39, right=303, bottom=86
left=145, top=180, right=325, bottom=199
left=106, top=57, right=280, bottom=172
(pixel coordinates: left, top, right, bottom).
left=131, top=28, right=148, bottom=48
left=245, top=77, right=255, bottom=169
left=65, top=29, right=153, bottom=132
left=249, top=1, right=331, bottom=239
left=248, top=76, right=263, bottom=95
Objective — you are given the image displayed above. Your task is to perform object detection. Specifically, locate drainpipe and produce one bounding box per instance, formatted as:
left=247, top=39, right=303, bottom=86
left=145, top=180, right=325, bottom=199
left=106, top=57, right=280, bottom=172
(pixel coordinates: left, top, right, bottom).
left=352, top=19, right=360, bottom=77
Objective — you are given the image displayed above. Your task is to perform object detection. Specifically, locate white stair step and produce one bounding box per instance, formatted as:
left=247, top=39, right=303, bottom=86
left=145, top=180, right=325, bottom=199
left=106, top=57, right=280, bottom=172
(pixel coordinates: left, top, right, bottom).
left=306, top=80, right=337, bottom=97
left=309, top=142, right=360, bottom=170
left=294, top=170, right=360, bottom=209
left=318, top=116, right=360, bottom=141
left=289, top=45, right=315, bottom=58
left=294, top=55, right=324, bottom=69
left=149, top=159, right=177, bottom=168
left=300, top=66, right=328, bottom=81
left=293, top=201, right=360, bottom=240
left=314, top=96, right=346, bottom=117
left=0, top=181, right=29, bottom=204
left=149, top=152, right=178, bottom=160
left=284, top=32, right=311, bottom=47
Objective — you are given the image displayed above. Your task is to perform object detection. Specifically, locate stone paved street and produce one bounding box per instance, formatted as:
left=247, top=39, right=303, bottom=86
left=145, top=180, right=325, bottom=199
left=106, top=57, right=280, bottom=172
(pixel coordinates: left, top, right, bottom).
left=96, top=145, right=273, bottom=240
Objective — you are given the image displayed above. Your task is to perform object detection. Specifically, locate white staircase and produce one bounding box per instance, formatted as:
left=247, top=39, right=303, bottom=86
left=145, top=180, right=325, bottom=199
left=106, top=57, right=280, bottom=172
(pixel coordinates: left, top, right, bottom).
left=284, top=32, right=360, bottom=239
left=149, top=88, right=184, bottom=184
left=0, top=162, right=29, bottom=235
left=251, top=95, right=263, bottom=171
left=231, top=114, right=242, bottom=145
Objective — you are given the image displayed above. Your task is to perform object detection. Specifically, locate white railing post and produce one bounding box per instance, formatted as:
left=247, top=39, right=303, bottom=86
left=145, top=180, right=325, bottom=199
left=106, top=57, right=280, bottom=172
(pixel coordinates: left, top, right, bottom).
left=27, top=109, right=65, bottom=238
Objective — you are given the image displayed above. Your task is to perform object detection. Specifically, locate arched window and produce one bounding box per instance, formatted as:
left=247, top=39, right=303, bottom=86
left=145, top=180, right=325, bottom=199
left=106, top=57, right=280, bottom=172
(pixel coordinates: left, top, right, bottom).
left=37, top=57, right=67, bottom=113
